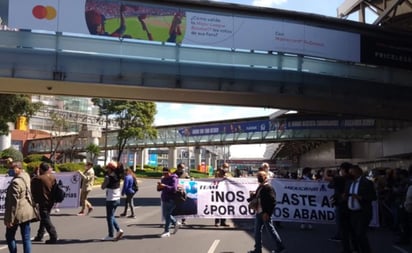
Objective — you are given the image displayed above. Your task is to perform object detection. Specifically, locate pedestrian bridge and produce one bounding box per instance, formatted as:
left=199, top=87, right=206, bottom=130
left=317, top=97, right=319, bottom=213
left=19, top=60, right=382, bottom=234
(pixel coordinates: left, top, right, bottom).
left=1, top=0, right=412, bottom=121
left=26, top=115, right=411, bottom=155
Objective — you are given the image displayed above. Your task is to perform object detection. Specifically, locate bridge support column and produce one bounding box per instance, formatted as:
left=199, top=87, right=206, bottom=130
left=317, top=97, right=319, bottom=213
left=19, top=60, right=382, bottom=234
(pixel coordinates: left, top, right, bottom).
left=168, top=147, right=177, bottom=169
left=0, top=122, right=13, bottom=151
left=194, top=147, right=201, bottom=170
left=205, top=150, right=211, bottom=169
left=211, top=154, right=218, bottom=171
left=137, top=148, right=145, bottom=170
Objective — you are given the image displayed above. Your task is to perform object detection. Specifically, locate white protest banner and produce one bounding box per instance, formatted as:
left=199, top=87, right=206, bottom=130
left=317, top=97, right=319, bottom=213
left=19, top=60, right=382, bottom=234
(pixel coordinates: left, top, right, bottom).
left=0, top=176, right=13, bottom=213
left=0, top=172, right=80, bottom=213
left=272, top=179, right=335, bottom=224
left=196, top=178, right=257, bottom=218
left=173, top=177, right=379, bottom=226
left=54, top=172, right=81, bottom=208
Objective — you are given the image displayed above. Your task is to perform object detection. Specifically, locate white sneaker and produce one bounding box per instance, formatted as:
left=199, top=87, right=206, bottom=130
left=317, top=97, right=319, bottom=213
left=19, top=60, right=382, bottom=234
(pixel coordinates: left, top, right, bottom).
left=160, top=232, right=170, bottom=238
left=101, top=236, right=114, bottom=241
left=115, top=229, right=124, bottom=240
left=54, top=208, right=60, bottom=213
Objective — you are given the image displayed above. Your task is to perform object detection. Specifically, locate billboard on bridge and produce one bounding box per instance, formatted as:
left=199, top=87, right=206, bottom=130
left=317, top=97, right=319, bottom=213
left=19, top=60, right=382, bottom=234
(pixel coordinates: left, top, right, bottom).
left=7, top=0, right=360, bottom=62
left=177, top=117, right=375, bottom=137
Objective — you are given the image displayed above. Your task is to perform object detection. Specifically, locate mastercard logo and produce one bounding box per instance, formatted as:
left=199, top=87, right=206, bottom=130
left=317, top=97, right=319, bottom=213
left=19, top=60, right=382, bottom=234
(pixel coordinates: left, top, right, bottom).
left=32, top=5, right=57, bottom=20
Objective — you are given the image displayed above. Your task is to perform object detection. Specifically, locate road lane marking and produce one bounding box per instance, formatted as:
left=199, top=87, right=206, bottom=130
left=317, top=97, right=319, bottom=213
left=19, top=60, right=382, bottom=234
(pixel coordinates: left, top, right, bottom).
left=207, top=239, right=220, bottom=253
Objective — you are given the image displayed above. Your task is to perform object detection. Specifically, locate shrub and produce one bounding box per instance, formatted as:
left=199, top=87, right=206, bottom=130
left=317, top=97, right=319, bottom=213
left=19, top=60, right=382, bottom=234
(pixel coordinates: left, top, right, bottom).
left=94, top=164, right=105, bottom=177
left=55, top=163, right=84, bottom=172
left=24, top=154, right=50, bottom=163
left=1, top=147, right=23, bottom=161
left=26, top=161, right=42, bottom=175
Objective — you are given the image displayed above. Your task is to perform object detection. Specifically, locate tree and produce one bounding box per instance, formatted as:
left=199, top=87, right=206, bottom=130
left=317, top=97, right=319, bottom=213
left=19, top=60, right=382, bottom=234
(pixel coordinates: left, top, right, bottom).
left=91, top=98, right=115, bottom=165
left=49, top=111, right=69, bottom=164
left=0, top=94, right=42, bottom=135
left=92, top=99, right=157, bottom=162
left=1, top=147, right=23, bottom=161
left=85, top=143, right=101, bottom=164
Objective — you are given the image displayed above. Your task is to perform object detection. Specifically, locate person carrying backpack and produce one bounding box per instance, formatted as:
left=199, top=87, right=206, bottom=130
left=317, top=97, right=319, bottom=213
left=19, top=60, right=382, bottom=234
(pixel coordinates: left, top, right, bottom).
left=120, top=168, right=138, bottom=218
left=31, top=162, right=59, bottom=244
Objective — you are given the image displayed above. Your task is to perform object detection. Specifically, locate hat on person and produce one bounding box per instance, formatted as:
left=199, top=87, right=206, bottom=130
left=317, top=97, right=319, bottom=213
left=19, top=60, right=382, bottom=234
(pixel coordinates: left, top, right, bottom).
left=162, top=167, right=170, bottom=173
left=39, top=162, right=50, bottom=172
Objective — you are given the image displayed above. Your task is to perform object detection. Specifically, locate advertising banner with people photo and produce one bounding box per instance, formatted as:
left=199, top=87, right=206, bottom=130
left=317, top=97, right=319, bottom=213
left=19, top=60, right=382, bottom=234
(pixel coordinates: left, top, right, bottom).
left=7, top=0, right=360, bottom=62
left=0, top=172, right=81, bottom=213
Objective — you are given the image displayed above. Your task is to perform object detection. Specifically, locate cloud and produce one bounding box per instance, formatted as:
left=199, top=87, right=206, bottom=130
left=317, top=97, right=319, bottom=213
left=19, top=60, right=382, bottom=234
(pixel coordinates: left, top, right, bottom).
left=155, top=102, right=278, bottom=126
left=252, top=0, right=288, bottom=7
left=230, top=144, right=267, bottom=158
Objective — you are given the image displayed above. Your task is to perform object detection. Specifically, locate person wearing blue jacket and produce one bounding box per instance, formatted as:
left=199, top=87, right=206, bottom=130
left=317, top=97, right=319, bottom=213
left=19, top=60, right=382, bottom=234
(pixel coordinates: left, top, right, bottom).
left=120, top=168, right=137, bottom=218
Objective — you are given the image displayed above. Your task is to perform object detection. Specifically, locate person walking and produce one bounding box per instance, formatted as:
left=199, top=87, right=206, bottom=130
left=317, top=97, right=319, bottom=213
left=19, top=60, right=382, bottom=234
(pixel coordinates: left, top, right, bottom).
left=214, top=162, right=230, bottom=227
left=4, top=160, right=38, bottom=253
left=101, top=161, right=124, bottom=241
left=31, top=162, right=59, bottom=244
left=157, top=167, right=180, bottom=237
left=175, top=163, right=189, bottom=225
left=344, top=165, right=377, bottom=253
left=325, top=162, right=352, bottom=243
left=78, top=161, right=95, bottom=216
left=248, top=171, right=286, bottom=253
left=300, top=167, right=314, bottom=230
left=120, top=168, right=138, bottom=218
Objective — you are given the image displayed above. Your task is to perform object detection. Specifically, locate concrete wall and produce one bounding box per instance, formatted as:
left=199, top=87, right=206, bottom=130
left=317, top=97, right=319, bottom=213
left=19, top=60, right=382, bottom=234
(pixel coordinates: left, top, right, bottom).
left=298, top=127, right=412, bottom=170
left=383, top=127, right=412, bottom=157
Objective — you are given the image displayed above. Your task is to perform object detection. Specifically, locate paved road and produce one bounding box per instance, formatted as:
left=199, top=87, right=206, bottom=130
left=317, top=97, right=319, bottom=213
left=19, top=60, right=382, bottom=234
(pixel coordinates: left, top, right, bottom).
left=1, top=178, right=411, bottom=253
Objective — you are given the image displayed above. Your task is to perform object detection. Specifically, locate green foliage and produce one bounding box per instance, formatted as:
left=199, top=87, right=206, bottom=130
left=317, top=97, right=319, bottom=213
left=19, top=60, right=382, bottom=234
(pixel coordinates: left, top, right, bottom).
left=0, top=165, right=9, bottom=174
left=92, top=99, right=157, bottom=162
left=133, top=167, right=210, bottom=179
left=25, top=161, right=42, bottom=175
left=85, top=143, right=101, bottom=163
left=55, top=163, right=84, bottom=172
left=24, top=154, right=50, bottom=163
left=0, top=94, right=42, bottom=135
left=1, top=147, right=23, bottom=161
left=94, top=164, right=106, bottom=177
left=189, top=170, right=210, bottom=179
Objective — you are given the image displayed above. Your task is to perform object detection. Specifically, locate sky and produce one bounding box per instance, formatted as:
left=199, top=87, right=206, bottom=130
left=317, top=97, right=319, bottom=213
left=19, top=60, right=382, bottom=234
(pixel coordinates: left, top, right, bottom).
left=155, top=0, right=365, bottom=158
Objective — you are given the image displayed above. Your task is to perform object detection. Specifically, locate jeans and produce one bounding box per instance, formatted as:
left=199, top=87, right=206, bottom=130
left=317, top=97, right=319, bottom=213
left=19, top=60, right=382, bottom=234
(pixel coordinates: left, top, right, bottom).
left=36, top=206, right=57, bottom=240
left=253, top=212, right=285, bottom=253
left=122, top=193, right=135, bottom=216
left=106, top=200, right=120, bottom=237
left=6, top=221, right=31, bottom=253
left=162, top=199, right=177, bottom=233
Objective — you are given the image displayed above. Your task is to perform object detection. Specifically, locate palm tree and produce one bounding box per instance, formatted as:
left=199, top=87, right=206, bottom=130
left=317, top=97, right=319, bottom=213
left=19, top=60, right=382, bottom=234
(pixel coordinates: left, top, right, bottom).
left=85, top=143, right=101, bottom=164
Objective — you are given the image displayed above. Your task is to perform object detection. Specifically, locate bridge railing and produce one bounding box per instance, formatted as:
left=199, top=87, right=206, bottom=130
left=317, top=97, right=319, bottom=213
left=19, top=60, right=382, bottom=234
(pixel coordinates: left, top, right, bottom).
left=0, top=30, right=410, bottom=87
left=27, top=123, right=390, bottom=154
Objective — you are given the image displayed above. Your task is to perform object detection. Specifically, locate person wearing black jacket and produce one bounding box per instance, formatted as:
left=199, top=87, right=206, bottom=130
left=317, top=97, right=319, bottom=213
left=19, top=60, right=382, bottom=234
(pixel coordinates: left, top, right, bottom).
left=31, top=162, right=58, bottom=244
left=344, top=165, right=377, bottom=253
left=325, top=162, right=352, bottom=243
left=248, top=171, right=286, bottom=253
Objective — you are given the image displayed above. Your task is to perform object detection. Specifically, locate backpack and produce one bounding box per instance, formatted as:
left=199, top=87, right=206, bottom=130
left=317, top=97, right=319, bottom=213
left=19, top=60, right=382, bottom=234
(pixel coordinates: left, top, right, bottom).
left=132, top=177, right=139, bottom=192
left=52, top=180, right=66, bottom=203
left=174, top=186, right=187, bottom=204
